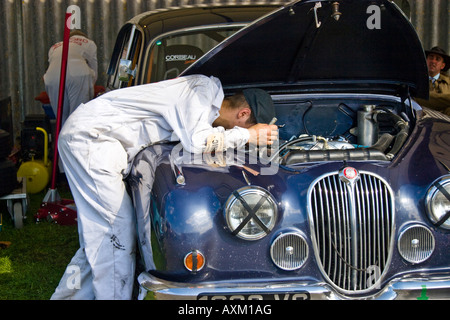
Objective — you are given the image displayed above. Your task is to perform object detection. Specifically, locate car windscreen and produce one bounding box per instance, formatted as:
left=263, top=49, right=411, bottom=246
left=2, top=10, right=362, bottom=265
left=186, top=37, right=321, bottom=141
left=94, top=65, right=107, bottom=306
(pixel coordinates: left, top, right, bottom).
left=143, top=27, right=241, bottom=83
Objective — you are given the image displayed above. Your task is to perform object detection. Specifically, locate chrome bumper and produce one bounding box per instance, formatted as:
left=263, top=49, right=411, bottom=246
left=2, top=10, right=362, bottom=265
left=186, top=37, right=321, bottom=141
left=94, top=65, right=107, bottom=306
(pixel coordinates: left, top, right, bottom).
left=137, top=272, right=450, bottom=300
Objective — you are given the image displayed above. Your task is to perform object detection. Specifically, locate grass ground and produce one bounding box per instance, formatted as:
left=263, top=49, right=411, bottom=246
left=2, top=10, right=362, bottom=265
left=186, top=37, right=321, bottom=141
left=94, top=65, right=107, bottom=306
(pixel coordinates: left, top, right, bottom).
left=0, top=185, right=79, bottom=300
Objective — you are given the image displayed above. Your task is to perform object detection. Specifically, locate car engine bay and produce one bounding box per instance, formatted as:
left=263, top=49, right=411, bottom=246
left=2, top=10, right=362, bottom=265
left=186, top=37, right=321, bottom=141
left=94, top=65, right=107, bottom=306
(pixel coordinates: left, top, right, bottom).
left=271, top=94, right=414, bottom=165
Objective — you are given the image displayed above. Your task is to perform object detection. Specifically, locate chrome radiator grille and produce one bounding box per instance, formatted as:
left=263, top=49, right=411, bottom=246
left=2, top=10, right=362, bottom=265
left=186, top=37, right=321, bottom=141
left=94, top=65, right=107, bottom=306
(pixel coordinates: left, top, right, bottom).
left=308, top=171, right=394, bottom=293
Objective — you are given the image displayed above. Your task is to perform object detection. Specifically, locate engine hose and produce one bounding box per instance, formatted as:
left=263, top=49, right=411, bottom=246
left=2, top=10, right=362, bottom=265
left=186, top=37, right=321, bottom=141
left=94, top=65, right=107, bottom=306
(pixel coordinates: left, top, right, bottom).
left=274, top=136, right=316, bottom=160
left=370, top=133, right=395, bottom=153
left=282, top=148, right=388, bottom=165
left=387, top=125, right=409, bottom=159
left=374, top=112, right=409, bottom=159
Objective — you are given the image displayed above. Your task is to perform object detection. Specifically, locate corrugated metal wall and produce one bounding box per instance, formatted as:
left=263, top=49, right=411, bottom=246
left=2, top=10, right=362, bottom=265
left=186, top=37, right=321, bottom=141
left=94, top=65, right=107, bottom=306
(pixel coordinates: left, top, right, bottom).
left=411, top=0, right=450, bottom=49
left=0, top=0, right=449, bottom=140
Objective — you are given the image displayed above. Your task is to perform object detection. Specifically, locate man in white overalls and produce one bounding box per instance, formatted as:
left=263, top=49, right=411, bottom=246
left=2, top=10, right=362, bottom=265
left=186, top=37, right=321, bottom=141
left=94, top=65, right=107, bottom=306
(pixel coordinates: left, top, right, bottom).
left=51, top=74, right=278, bottom=299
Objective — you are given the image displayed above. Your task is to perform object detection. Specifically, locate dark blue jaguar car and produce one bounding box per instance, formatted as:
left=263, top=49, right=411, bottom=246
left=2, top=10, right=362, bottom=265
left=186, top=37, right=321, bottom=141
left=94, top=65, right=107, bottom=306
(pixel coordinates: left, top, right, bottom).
left=129, top=0, right=450, bottom=300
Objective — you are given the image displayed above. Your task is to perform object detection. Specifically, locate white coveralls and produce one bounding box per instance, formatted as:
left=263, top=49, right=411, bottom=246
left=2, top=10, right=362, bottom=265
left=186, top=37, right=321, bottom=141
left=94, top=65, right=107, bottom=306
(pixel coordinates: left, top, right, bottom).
left=43, top=35, right=97, bottom=125
left=51, top=75, right=250, bottom=300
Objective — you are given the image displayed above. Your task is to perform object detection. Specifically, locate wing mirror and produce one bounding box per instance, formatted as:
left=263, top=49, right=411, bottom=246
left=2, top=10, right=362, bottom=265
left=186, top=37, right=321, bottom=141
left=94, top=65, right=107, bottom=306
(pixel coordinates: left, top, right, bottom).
left=118, top=59, right=136, bottom=82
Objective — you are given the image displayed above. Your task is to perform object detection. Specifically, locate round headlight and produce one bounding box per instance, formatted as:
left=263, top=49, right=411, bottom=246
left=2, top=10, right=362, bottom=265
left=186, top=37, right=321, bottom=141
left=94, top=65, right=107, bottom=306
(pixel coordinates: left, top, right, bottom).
left=224, top=186, right=278, bottom=240
left=425, top=178, right=450, bottom=230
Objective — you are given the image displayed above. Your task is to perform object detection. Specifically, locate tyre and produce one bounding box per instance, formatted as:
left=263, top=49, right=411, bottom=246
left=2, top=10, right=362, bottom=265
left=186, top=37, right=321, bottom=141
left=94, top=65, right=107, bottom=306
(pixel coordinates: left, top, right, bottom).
left=13, top=202, right=23, bottom=229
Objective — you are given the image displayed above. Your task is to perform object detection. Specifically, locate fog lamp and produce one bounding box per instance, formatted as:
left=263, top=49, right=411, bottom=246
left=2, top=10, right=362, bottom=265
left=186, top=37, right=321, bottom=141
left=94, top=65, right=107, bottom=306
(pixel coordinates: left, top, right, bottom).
left=270, top=232, right=308, bottom=270
left=398, top=225, right=434, bottom=264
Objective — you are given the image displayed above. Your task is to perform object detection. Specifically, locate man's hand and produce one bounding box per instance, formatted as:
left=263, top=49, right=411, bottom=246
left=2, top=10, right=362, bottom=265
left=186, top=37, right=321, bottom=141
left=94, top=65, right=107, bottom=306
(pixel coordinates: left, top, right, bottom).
left=247, top=124, right=278, bottom=146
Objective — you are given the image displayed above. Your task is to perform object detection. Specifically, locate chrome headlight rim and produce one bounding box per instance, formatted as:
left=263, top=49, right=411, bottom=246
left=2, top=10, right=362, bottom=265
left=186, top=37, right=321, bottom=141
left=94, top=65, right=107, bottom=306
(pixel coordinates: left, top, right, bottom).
left=224, top=186, right=278, bottom=241
left=425, top=176, right=450, bottom=230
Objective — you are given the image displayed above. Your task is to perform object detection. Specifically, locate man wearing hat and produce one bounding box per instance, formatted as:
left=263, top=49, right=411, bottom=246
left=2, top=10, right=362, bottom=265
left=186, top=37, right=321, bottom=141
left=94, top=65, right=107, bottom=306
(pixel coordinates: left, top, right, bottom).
left=51, top=74, right=278, bottom=300
left=416, top=46, right=450, bottom=116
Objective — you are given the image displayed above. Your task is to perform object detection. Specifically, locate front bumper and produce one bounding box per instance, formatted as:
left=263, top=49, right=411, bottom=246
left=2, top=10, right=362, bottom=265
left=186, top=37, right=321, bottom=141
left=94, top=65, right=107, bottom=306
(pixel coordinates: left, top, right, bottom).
left=137, top=271, right=450, bottom=300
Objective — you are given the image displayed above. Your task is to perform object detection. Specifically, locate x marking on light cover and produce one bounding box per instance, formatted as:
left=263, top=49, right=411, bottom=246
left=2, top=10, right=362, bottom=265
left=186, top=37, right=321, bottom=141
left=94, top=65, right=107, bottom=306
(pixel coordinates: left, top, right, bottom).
left=231, top=191, right=270, bottom=236
left=433, top=181, right=450, bottom=227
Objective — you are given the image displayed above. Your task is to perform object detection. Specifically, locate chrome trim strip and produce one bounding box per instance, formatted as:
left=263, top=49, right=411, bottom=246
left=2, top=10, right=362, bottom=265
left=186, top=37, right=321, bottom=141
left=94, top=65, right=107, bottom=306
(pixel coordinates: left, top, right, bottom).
left=137, top=271, right=450, bottom=300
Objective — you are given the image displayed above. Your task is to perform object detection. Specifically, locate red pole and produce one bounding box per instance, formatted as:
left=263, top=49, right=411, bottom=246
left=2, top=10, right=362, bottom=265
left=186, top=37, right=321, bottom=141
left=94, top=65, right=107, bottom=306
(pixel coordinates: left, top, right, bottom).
left=37, top=11, right=77, bottom=224
left=50, top=12, right=71, bottom=189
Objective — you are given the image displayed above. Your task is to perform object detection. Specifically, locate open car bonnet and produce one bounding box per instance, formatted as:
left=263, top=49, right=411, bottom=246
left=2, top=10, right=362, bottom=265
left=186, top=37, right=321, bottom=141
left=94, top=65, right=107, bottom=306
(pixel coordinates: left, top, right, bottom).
left=183, top=0, right=429, bottom=99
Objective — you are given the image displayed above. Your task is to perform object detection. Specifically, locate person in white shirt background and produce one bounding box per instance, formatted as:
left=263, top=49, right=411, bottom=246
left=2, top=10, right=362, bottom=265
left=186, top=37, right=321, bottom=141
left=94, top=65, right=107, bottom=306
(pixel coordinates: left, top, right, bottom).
left=50, top=74, right=279, bottom=300
left=43, top=30, right=98, bottom=126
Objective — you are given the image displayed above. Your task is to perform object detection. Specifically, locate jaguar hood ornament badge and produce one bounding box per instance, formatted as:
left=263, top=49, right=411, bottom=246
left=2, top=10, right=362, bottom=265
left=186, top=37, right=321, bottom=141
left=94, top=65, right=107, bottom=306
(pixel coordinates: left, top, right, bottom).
left=339, top=166, right=360, bottom=186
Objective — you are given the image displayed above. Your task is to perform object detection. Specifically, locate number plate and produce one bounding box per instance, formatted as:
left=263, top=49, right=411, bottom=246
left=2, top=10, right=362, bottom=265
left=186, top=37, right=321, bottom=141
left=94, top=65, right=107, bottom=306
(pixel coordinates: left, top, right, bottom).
left=197, top=291, right=310, bottom=300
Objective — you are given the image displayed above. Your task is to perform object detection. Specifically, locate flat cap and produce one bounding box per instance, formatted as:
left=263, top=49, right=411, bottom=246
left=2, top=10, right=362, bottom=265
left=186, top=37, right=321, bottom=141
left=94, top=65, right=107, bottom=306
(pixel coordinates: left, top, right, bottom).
left=243, top=88, right=275, bottom=124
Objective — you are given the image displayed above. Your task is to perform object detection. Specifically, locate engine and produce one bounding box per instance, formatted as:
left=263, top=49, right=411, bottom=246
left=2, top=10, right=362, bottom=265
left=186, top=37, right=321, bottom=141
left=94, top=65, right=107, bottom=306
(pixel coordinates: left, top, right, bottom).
left=277, top=103, right=411, bottom=165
